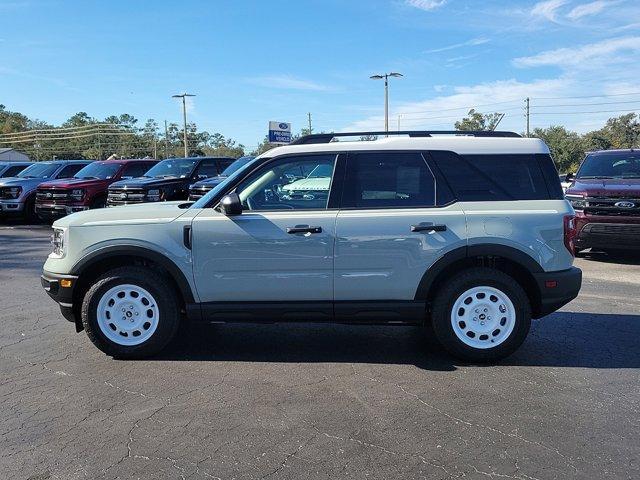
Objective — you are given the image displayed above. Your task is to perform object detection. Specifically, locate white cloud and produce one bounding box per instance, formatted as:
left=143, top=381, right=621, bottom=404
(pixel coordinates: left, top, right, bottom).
left=567, top=1, right=609, bottom=19
left=424, top=37, right=490, bottom=54
left=246, top=74, right=331, bottom=91
left=513, top=36, right=640, bottom=68
left=531, top=0, right=569, bottom=22
left=405, top=0, right=447, bottom=11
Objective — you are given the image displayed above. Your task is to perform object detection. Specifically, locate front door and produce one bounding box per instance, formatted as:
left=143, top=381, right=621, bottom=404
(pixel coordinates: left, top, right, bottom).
left=192, top=154, right=340, bottom=320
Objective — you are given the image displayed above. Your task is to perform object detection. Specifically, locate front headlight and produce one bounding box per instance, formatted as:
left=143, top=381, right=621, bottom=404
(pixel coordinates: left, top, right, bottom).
left=70, top=189, right=84, bottom=201
left=565, top=194, right=586, bottom=210
left=50, top=227, right=67, bottom=258
left=1, top=186, right=22, bottom=199
left=146, top=189, right=162, bottom=201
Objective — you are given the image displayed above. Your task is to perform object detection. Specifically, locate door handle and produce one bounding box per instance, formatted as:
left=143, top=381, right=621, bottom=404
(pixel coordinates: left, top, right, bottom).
left=411, top=224, right=447, bottom=233
left=183, top=225, right=192, bottom=249
left=286, top=225, right=323, bottom=234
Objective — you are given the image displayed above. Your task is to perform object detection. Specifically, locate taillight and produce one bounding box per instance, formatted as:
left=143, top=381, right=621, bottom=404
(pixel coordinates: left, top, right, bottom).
left=563, top=215, right=577, bottom=256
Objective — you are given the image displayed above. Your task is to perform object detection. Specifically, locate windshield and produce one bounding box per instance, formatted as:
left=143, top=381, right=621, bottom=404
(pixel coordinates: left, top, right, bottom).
left=17, top=163, right=59, bottom=178
left=191, top=157, right=263, bottom=208
left=221, top=156, right=255, bottom=176
left=144, top=158, right=198, bottom=179
left=577, top=153, right=640, bottom=179
left=74, top=162, right=120, bottom=180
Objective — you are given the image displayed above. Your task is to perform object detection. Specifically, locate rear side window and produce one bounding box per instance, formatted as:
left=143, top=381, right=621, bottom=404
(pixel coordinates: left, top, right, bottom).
left=342, top=152, right=436, bottom=208
left=430, top=151, right=552, bottom=201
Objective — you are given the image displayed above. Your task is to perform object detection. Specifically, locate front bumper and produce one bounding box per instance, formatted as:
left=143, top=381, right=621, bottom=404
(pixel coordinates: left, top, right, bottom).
left=575, top=214, right=640, bottom=250
left=0, top=199, right=26, bottom=215
left=533, top=267, right=582, bottom=318
left=36, top=203, right=88, bottom=219
left=41, top=270, right=79, bottom=325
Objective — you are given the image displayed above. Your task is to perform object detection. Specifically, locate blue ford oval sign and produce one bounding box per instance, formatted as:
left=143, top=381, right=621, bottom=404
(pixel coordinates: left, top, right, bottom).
left=279, top=123, right=288, bottom=129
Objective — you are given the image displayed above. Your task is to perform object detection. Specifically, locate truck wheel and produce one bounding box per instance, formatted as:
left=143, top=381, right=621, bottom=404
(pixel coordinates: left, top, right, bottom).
left=81, top=266, right=180, bottom=358
left=430, top=267, right=531, bottom=363
left=91, top=196, right=106, bottom=209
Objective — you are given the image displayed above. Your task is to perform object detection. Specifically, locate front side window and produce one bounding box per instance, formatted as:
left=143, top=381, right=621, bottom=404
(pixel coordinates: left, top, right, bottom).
left=577, top=152, right=640, bottom=179
left=57, top=164, right=86, bottom=179
left=342, top=152, right=436, bottom=208
left=1, top=165, right=27, bottom=178
left=235, top=155, right=336, bottom=211
left=193, top=159, right=220, bottom=179
left=121, top=162, right=153, bottom=179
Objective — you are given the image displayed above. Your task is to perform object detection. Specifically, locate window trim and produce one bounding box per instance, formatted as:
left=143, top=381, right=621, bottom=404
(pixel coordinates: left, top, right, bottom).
left=338, top=150, right=439, bottom=211
left=207, top=152, right=345, bottom=213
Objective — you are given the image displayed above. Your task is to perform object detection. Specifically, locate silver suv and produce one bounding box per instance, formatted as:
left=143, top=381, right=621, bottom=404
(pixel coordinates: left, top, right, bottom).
left=41, top=131, right=582, bottom=362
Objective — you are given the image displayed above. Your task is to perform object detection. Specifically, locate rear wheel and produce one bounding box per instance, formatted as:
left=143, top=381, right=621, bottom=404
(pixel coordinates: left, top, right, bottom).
left=430, top=268, right=531, bottom=362
left=81, top=266, right=180, bottom=358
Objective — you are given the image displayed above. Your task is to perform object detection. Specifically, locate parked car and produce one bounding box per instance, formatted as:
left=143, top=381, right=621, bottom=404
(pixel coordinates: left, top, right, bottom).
left=188, top=156, right=255, bottom=200
left=107, top=156, right=234, bottom=207
left=564, top=149, right=640, bottom=253
left=0, top=160, right=91, bottom=220
left=35, top=159, right=157, bottom=221
left=42, top=131, right=581, bottom=362
left=0, top=161, right=33, bottom=178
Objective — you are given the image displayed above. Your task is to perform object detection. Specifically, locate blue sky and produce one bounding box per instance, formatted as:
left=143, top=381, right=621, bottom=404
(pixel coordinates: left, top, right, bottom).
left=1, top=0, right=639, bottom=149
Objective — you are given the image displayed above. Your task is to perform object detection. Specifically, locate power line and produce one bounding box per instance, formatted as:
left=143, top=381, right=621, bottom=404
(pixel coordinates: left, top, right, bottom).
left=530, top=108, right=639, bottom=115
left=0, top=123, right=134, bottom=136
left=533, top=99, right=640, bottom=108
left=531, top=91, right=640, bottom=100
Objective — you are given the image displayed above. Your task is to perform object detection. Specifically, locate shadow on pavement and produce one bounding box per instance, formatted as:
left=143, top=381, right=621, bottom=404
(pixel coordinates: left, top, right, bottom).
left=153, top=311, right=640, bottom=370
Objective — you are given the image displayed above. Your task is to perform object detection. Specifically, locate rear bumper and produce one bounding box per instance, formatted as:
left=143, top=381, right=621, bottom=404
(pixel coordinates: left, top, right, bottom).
left=41, top=270, right=79, bottom=324
left=533, top=267, right=582, bottom=318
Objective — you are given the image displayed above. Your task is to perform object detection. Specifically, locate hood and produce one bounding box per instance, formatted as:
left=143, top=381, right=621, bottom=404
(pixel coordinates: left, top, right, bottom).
left=110, top=176, right=189, bottom=189
left=0, top=177, right=46, bottom=190
left=54, top=200, right=191, bottom=228
left=38, top=177, right=112, bottom=189
left=190, top=175, right=227, bottom=188
left=568, top=178, right=640, bottom=197
left=282, top=177, right=331, bottom=191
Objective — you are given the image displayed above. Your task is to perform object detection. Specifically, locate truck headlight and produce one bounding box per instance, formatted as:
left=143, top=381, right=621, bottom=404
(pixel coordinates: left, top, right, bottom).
left=70, top=189, right=84, bottom=201
left=2, top=186, right=22, bottom=199
left=50, top=227, right=67, bottom=258
left=565, top=194, right=586, bottom=210
left=146, top=189, right=162, bottom=201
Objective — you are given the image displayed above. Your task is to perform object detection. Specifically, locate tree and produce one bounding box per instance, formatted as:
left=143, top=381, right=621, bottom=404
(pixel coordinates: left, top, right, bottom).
left=455, top=109, right=503, bottom=131
left=583, top=113, right=640, bottom=151
left=251, top=135, right=278, bottom=156
left=532, top=126, right=585, bottom=173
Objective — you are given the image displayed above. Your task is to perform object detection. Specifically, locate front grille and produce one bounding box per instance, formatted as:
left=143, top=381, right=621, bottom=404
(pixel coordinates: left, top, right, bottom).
left=36, top=188, right=70, bottom=204
left=583, top=223, right=640, bottom=235
left=107, top=188, right=146, bottom=206
left=188, top=186, right=213, bottom=201
left=583, top=196, right=640, bottom=217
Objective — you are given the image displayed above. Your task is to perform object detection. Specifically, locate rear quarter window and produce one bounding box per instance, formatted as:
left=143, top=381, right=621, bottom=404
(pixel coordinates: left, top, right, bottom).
left=430, top=151, right=559, bottom=201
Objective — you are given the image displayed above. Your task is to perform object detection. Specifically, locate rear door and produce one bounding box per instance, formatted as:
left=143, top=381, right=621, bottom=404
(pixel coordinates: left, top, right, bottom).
left=334, top=151, right=467, bottom=317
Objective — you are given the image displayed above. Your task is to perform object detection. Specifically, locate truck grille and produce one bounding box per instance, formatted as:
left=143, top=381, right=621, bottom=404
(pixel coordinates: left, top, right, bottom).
left=107, top=188, right=146, bottom=206
left=583, top=224, right=640, bottom=235
left=36, top=189, right=70, bottom=204
left=188, top=185, right=213, bottom=201
left=584, top=196, right=640, bottom=217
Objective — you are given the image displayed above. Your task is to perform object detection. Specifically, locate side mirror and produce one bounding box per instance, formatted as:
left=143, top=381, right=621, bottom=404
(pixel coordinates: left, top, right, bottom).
left=565, top=173, right=575, bottom=183
left=220, top=192, right=242, bottom=215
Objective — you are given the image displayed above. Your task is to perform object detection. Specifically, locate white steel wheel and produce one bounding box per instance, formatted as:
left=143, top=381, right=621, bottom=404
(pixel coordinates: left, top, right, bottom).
left=96, top=284, right=160, bottom=346
left=450, top=286, right=516, bottom=349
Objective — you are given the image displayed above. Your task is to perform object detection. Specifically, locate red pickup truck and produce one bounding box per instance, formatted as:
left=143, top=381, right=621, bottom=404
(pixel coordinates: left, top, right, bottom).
left=564, top=149, right=640, bottom=253
left=35, top=158, right=157, bottom=221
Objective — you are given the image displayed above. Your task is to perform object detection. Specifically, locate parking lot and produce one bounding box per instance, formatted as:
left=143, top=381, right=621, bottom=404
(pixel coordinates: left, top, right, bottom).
left=1, top=223, right=639, bottom=480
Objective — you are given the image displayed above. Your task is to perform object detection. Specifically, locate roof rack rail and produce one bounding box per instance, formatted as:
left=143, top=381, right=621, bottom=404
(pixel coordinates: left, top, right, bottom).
left=290, top=130, right=521, bottom=145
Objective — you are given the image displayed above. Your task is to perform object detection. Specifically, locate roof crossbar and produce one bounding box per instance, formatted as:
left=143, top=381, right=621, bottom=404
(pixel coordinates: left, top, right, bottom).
left=290, top=130, right=522, bottom=145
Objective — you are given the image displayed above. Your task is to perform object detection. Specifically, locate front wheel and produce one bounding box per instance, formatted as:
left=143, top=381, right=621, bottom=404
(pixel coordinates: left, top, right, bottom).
left=81, top=267, right=180, bottom=358
left=430, top=268, right=531, bottom=362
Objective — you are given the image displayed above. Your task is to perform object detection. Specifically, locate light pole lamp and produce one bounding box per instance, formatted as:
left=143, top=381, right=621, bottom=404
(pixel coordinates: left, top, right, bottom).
left=172, top=93, right=195, bottom=158
left=370, top=72, right=403, bottom=133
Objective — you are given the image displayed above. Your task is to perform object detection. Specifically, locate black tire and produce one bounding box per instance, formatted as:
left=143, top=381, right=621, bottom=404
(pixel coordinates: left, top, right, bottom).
left=91, top=196, right=106, bottom=209
left=430, top=267, right=531, bottom=363
left=81, top=266, right=180, bottom=359
left=24, top=195, right=39, bottom=223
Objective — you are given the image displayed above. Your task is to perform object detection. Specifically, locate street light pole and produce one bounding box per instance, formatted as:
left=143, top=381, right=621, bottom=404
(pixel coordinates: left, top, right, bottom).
left=172, top=93, right=195, bottom=158
left=370, top=72, right=403, bottom=133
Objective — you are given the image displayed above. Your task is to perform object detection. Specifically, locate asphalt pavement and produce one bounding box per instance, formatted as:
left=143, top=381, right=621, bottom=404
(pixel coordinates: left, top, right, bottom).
left=1, top=223, right=639, bottom=479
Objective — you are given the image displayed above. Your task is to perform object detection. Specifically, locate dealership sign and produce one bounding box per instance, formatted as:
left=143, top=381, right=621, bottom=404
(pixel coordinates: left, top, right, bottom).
left=268, top=121, right=291, bottom=144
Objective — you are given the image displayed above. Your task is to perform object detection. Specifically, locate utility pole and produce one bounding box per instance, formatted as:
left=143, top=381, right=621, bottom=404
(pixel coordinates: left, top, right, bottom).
left=164, top=120, right=169, bottom=159
left=370, top=72, right=403, bottom=133
left=397, top=114, right=402, bottom=131
left=307, top=112, right=313, bottom=134
left=172, top=93, right=195, bottom=158
left=525, top=97, right=530, bottom=137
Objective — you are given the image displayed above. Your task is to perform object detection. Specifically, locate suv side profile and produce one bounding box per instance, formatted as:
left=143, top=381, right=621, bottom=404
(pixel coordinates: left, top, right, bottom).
left=42, top=131, right=581, bottom=362
left=0, top=160, right=91, bottom=220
